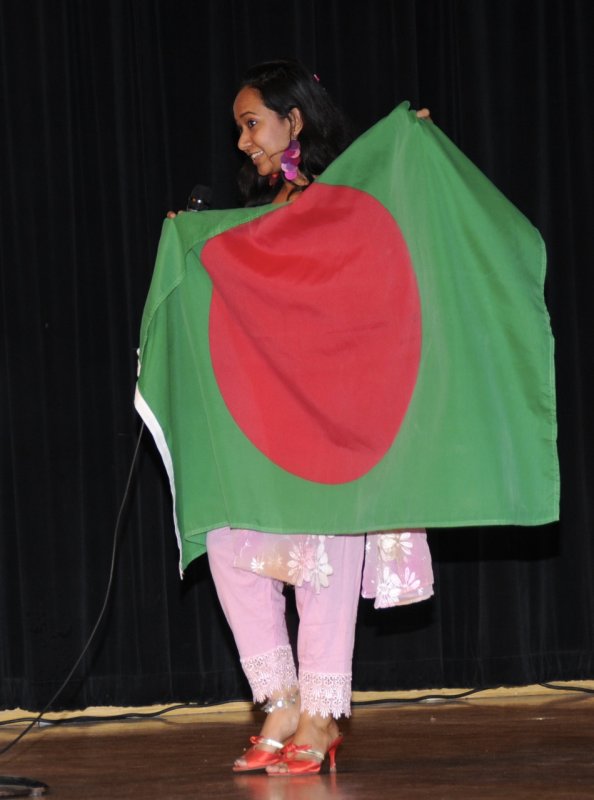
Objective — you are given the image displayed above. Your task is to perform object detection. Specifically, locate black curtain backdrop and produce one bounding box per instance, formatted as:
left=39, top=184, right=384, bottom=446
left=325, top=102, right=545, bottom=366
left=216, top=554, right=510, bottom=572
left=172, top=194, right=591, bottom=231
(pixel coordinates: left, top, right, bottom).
left=1, top=0, right=593, bottom=711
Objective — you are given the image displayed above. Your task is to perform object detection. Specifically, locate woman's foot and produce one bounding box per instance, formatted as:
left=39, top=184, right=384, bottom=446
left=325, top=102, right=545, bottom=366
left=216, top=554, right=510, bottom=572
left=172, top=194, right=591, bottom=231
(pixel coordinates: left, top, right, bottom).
left=233, top=689, right=300, bottom=771
left=266, top=712, right=341, bottom=775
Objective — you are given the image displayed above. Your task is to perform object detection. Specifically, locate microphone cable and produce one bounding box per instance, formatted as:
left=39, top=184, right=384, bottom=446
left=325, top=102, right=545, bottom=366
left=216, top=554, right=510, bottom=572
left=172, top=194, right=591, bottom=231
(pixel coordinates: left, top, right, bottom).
left=0, top=421, right=146, bottom=758
left=2, top=180, right=208, bottom=758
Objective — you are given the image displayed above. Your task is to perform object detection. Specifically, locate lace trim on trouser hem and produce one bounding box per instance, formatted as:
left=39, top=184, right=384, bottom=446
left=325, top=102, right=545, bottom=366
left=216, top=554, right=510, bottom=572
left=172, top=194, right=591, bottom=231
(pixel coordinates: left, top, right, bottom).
left=299, top=671, right=352, bottom=719
left=240, top=645, right=298, bottom=703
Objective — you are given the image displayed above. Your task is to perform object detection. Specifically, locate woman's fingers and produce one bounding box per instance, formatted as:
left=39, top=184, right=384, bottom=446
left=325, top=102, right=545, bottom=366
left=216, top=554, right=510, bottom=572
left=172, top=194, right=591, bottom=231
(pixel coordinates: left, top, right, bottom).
left=416, top=107, right=432, bottom=121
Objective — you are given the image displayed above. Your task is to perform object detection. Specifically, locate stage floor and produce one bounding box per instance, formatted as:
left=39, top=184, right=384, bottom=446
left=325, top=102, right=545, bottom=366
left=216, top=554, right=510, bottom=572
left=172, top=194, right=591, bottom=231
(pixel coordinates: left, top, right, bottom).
left=1, top=688, right=593, bottom=798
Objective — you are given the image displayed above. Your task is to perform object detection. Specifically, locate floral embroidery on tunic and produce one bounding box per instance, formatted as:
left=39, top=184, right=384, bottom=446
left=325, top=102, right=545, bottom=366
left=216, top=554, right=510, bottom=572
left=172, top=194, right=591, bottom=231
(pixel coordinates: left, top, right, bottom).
left=250, top=556, right=265, bottom=573
left=378, top=531, right=413, bottom=562
left=375, top=565, right=403, bottom=608
left=399, top=566, right=421, bottom=593
left=230, top=528, right=434, bottom=609
left=287, top=538, right=334, bottom=591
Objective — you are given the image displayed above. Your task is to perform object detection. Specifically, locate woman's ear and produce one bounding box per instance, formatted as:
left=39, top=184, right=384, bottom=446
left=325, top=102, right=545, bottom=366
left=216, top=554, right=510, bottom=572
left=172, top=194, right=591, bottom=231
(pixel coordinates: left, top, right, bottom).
left=288, top=107, right=304, bottom=137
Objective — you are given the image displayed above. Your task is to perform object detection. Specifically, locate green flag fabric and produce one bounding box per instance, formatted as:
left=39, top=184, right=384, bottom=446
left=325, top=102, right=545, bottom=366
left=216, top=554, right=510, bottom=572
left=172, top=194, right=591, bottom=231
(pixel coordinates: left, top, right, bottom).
left=135, top=102, right=559, bottom=572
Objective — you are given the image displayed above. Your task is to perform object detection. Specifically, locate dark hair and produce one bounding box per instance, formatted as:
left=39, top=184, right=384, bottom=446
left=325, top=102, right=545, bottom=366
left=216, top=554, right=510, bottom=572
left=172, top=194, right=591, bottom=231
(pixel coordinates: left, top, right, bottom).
left=235, top=59, right=354, bottom=207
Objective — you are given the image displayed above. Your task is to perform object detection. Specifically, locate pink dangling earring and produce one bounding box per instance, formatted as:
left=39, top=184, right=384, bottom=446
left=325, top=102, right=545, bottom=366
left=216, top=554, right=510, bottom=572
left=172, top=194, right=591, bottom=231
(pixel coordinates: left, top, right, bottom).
left=280, top=138, right=301, bottom=181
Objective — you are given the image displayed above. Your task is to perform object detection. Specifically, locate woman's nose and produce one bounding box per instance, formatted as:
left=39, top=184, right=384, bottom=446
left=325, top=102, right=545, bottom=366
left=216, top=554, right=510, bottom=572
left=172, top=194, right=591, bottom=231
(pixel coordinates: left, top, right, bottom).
left=237, top=128, right=250, bottom=151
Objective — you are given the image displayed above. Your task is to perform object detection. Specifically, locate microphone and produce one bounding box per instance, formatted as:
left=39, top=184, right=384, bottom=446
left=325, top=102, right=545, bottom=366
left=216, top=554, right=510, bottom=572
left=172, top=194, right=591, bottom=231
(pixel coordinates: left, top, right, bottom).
left=186, top=184, right=213, bottom=212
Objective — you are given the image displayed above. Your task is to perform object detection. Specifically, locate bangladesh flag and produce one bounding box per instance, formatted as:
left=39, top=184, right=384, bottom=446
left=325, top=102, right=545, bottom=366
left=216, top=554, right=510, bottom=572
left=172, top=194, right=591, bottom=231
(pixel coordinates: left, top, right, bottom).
left=135, top=102, right=559, bottom=572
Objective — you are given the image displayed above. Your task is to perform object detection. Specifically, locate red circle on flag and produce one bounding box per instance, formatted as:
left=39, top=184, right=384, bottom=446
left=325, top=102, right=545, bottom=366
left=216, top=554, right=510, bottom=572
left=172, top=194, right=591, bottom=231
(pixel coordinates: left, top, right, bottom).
left=202, top=183, right=421, bottom=484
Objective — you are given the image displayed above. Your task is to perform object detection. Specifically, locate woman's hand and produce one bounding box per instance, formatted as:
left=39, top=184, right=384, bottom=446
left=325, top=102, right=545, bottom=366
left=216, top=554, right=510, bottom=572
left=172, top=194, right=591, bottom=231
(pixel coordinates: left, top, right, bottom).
left=166, top=210, right=183, bottom=219
left=416, top=108, right=432, bottom=121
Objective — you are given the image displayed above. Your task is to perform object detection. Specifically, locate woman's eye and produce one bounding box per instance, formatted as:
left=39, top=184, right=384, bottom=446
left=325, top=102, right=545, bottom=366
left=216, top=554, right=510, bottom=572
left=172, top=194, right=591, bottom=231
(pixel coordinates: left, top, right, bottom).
left=247, top=119, right=257, bottom=129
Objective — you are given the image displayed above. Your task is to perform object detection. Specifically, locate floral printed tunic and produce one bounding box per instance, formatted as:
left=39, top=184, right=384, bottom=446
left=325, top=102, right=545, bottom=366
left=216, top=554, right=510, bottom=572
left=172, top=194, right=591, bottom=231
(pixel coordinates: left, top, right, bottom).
left=230, top=529, right=433, bottom=608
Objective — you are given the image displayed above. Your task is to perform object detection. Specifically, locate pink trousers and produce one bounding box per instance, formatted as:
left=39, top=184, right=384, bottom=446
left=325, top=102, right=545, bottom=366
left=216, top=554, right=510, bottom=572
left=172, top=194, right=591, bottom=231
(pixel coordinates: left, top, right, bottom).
left=206, top=527, right=365, bottom=718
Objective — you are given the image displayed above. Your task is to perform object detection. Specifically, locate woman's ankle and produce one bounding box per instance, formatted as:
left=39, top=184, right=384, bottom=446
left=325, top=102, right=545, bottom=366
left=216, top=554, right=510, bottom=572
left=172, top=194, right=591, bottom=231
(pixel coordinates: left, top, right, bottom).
left=258, top=687, right=301, bottom=743
left=293, top=711, right=340, bottom=746
left=261, top=686, right=300, bottom=714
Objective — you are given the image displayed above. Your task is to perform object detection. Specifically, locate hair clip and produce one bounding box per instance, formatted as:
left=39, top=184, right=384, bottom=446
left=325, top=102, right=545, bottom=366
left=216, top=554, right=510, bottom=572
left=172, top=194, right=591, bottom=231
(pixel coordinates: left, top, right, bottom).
left=313, top=73, right=320, bottom=82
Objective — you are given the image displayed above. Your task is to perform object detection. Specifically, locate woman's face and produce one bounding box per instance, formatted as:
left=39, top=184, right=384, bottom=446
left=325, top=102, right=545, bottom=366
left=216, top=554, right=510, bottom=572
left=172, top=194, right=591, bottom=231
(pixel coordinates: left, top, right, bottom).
left=233, top=86, right=298, bottom=177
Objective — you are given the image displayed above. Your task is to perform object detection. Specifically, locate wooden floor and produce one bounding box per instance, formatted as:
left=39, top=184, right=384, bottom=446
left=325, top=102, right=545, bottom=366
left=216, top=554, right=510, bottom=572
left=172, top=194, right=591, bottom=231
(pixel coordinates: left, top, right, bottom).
left=1, top=690, right=593, bottom=798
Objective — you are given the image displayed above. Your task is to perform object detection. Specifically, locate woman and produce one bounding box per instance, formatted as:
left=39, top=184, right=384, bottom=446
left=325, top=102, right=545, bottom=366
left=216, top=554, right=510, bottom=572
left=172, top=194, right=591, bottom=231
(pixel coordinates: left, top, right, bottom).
left=184, top=59, right=435, bottom=776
